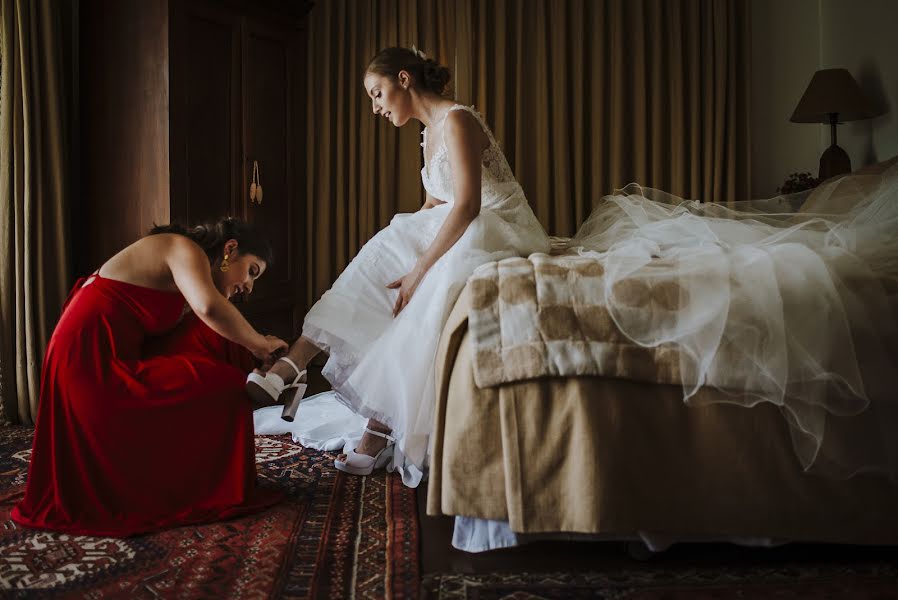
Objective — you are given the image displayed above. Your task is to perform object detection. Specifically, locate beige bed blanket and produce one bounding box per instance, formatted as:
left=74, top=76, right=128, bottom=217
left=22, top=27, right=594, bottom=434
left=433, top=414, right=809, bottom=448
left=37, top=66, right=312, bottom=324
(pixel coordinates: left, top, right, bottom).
left=427, top=282, right=898, bottom=543
left=469, top=253, right=683, bottom=388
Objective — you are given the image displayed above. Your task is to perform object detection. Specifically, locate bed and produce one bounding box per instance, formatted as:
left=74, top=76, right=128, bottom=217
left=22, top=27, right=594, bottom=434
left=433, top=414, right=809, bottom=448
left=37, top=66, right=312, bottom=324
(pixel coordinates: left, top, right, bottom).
left=426, top=158, right=898, bottom=552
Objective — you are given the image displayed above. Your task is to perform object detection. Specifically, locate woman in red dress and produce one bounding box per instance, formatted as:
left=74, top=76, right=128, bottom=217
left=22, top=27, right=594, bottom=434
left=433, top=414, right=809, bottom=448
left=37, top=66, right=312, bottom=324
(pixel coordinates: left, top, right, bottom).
left=11, top=217, right=288, bottom=536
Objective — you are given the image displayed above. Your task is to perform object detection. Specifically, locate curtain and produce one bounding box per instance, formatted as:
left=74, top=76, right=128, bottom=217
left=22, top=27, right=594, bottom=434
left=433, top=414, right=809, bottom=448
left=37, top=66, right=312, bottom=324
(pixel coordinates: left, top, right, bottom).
left=304, top=0, right=461, bottom=310
left=303, top=0, right=750, bottom=309
left=0, top=0, right=71, bottom=424
left=462, top=0, right=751, bottom=236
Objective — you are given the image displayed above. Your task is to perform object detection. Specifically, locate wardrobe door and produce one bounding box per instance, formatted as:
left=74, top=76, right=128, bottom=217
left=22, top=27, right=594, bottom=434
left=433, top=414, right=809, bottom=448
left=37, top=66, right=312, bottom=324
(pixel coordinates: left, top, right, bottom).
left=239, top=18, right=302, bottom=338
left=169, top=1, right=242, bottom=227
left=77, top=0, right=170, bottom=275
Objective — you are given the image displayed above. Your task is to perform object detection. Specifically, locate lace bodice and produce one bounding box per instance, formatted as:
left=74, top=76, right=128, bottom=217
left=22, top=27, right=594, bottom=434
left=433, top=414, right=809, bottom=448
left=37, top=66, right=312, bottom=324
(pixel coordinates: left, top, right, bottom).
left=420, top=105, right=523, bottom=208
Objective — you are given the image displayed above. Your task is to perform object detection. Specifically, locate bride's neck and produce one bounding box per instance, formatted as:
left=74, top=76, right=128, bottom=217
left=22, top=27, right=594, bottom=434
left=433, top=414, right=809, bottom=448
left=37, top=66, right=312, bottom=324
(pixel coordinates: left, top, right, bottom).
left=416, top=94, right=455, bottom=128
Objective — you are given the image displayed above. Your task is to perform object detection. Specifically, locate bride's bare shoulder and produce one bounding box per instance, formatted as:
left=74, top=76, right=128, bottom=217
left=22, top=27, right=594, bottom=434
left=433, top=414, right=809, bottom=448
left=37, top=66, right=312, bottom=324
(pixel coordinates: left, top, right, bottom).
left=444, top=109, right=489, bottom=153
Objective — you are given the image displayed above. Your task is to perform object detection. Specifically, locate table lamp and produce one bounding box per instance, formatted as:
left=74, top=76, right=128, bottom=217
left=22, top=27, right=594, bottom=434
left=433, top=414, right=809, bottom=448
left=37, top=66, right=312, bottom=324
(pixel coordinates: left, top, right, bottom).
left=790, top=68, right=880, bottom=180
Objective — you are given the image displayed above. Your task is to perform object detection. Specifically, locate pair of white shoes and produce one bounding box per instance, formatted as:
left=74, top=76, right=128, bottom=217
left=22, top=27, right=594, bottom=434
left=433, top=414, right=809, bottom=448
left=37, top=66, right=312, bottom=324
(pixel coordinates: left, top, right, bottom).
left=246, top=357, right=395, bottom=476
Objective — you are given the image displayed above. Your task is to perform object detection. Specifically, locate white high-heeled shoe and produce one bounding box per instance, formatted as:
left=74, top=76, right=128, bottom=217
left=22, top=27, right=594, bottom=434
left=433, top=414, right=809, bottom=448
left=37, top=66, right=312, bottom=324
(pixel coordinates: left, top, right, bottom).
left=334, top=427, right=395, bottom=476
left=246, top=357, right=307, bottom=421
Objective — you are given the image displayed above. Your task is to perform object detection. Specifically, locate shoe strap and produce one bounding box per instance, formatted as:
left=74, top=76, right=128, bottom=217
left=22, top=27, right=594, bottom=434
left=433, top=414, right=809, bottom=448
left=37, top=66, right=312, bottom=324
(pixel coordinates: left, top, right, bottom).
left=276, top=356, right=303, bottom=380
left=364, top=427, right=395, bottom=443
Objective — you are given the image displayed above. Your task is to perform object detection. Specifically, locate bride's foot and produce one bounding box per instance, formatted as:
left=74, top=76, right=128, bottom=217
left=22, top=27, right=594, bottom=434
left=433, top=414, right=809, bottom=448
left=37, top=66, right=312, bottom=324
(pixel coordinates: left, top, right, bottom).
left=335, top=421, right=394, bottom=476
left=340, top=428, right=389, bottom=458
left=267, top=359, right=300, bottom=385
left=246, top=357, right=307, bottom=410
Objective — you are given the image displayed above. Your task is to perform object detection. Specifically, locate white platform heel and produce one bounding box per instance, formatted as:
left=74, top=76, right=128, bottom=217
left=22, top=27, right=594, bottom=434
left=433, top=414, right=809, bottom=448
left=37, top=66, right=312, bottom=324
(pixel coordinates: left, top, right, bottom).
left=334, top=427, right=395, bottom=476
left=246, top=356, right=307, bottom=421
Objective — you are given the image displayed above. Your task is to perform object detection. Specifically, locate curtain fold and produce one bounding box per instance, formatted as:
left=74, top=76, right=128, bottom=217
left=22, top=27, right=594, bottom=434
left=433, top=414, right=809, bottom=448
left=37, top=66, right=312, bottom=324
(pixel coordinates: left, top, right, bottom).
left=304, top=0, right=459, bottom=310
left=0, top=0, right=71, bottom=424
left=302, top=0, right=750, bottom=310
left=465, top=0, right=751, bottom=236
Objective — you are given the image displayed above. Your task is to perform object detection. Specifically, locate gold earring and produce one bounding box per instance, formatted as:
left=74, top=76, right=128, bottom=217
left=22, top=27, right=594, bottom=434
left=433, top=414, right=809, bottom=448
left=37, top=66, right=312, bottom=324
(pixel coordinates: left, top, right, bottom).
left=220, top=253, right=230, bottom=272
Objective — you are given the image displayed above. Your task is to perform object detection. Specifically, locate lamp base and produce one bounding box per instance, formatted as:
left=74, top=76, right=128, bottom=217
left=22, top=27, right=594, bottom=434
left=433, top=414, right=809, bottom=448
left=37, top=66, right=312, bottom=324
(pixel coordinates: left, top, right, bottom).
left=819, top=144, right=851, bottom=181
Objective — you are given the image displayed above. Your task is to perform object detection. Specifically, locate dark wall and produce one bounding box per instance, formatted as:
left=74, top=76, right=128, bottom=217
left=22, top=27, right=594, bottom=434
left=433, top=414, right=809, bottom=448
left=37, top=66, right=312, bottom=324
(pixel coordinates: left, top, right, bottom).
left=76, top=0, right=170, bottom=276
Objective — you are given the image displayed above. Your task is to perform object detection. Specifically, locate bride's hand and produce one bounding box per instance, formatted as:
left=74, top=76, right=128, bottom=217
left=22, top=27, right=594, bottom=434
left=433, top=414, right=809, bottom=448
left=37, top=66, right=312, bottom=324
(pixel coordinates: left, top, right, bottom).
left=387, top=268, right=424, bottom=317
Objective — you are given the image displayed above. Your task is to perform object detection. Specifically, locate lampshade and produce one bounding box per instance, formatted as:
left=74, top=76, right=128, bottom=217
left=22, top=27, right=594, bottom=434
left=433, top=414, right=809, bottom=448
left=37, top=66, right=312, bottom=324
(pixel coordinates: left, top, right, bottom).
left=790, top=68, right=879, bottom=123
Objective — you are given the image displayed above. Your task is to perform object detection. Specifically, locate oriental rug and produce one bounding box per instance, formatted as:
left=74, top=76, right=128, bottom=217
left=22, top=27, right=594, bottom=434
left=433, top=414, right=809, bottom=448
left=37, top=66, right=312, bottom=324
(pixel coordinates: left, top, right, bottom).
left=421, top=554, right=898, bottom=599
left=0, top=426, right=419, bottom=599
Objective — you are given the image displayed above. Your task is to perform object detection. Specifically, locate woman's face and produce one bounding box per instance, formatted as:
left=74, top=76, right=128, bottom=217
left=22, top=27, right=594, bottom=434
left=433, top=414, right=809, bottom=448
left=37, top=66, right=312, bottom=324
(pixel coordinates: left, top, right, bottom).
left=364, top=71, right=412, bottom=127
left=213, top=241, right=266, bottom=300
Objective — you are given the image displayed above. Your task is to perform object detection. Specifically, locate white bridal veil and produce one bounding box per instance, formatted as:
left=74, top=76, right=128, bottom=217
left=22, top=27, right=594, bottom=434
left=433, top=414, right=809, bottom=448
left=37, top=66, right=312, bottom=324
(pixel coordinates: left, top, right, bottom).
left=566, top=163, right=898, bottom=481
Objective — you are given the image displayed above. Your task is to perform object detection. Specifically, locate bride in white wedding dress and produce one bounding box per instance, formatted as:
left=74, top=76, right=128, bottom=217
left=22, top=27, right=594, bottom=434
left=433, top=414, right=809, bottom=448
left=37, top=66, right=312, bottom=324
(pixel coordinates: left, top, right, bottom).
left=248, top=47, right=550, bottom=486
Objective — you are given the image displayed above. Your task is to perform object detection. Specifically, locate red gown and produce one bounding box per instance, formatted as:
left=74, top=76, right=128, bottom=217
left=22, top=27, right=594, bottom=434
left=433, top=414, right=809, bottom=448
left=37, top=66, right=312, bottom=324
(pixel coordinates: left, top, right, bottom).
left=11, top=273, right=281, bottom=536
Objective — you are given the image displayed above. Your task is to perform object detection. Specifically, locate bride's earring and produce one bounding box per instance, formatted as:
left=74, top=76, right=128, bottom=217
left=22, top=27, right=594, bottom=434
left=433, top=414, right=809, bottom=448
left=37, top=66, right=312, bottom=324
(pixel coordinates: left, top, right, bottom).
left=220, top=253, right=230, bottom=272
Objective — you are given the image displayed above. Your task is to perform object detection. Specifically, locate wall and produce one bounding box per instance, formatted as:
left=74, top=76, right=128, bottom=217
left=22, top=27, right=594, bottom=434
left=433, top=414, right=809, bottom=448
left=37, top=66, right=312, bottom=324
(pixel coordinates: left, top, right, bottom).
left=751, top=0, right=898, bottom=198
left=820, top=0, right=898, bottom=168
left=750, top=0, right=820, bottom=198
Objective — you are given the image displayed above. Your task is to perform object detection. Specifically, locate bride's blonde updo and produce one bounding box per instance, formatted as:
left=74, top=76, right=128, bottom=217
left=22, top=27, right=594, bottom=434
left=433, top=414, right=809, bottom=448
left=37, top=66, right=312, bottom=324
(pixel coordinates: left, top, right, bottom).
left=366, top=47, right=451, bottom=96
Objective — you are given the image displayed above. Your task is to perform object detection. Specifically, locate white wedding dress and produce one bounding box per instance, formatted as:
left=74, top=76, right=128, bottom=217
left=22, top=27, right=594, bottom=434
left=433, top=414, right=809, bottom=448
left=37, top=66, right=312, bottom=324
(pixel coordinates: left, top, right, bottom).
left=297, top=105, right=550, bottom=486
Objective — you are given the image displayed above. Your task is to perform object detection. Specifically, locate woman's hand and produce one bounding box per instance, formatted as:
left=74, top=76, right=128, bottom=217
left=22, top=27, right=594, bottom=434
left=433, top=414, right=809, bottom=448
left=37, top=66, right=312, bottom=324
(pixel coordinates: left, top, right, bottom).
left=253, top=334, right=288, bottom=361
left=387, top=267, right=425, bottom=317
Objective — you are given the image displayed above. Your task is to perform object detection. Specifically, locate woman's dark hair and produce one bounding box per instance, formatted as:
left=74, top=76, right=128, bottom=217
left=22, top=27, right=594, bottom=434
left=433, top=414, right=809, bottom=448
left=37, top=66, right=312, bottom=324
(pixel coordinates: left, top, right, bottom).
left=149, top=217, right=274, bottom=267
left=366, top=47, right=451, bottom=96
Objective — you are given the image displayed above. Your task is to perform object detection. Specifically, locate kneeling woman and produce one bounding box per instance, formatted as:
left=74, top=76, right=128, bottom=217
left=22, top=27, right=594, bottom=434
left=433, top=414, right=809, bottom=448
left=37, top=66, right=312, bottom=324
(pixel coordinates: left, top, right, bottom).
left=12, top=218, right=287, bottom=536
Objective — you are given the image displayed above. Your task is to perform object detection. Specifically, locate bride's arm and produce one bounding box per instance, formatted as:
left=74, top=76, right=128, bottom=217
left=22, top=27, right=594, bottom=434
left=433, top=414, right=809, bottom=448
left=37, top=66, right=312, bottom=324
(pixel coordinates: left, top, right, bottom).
left=420, top=192, right=444, bottom=210
left=388, top=110, right=489, bottom=315
left=415, top=111, right=489, bottom=272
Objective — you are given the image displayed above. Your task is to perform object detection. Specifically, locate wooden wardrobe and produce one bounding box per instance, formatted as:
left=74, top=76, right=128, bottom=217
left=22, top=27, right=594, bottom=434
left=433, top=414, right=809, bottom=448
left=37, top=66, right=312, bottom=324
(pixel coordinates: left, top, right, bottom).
left=78, top=0, right=311, bottom=340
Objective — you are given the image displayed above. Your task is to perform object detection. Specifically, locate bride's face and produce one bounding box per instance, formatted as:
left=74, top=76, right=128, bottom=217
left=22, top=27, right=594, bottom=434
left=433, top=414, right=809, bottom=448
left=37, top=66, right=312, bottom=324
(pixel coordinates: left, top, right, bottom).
left=364, top=71, right=412, bottom=127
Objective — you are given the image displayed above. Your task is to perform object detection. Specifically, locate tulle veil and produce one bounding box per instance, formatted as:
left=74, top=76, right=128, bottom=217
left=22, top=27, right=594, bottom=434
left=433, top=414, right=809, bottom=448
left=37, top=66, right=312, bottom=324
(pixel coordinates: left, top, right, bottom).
left=565, top=162, right=898, bottom=481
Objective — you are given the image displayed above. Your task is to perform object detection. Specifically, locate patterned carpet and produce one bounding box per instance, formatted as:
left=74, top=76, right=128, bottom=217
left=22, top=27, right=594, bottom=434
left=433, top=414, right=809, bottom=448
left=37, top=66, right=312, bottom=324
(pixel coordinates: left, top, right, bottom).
left=422, top=564, right=898, bottom=599
left=5, top=423, right=898, bottom=600
left=0, top=426, right=419, bottom=598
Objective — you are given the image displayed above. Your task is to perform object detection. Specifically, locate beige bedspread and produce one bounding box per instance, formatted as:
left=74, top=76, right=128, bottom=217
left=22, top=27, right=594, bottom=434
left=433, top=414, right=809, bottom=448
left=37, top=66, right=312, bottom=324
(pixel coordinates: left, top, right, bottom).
left=427, top=282, right=898, bottom=543
left=468, top=253, right=683, bottom=388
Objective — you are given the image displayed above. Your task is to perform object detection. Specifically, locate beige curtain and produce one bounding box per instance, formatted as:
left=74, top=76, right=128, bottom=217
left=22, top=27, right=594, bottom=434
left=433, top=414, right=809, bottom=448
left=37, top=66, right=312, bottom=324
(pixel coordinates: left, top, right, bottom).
left=461, top=0, right=751, bottom=235
left=0, top=0, right=71, bottom=424
left=304, top=0, right=750, bottom=308
left=304, top=0, right=461, bottom=310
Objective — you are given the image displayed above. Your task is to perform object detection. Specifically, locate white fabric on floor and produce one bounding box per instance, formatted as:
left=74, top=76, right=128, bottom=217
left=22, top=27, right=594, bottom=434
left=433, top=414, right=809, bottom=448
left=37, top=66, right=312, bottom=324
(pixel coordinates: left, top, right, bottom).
left=253, top=391, right=366, bottom=452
